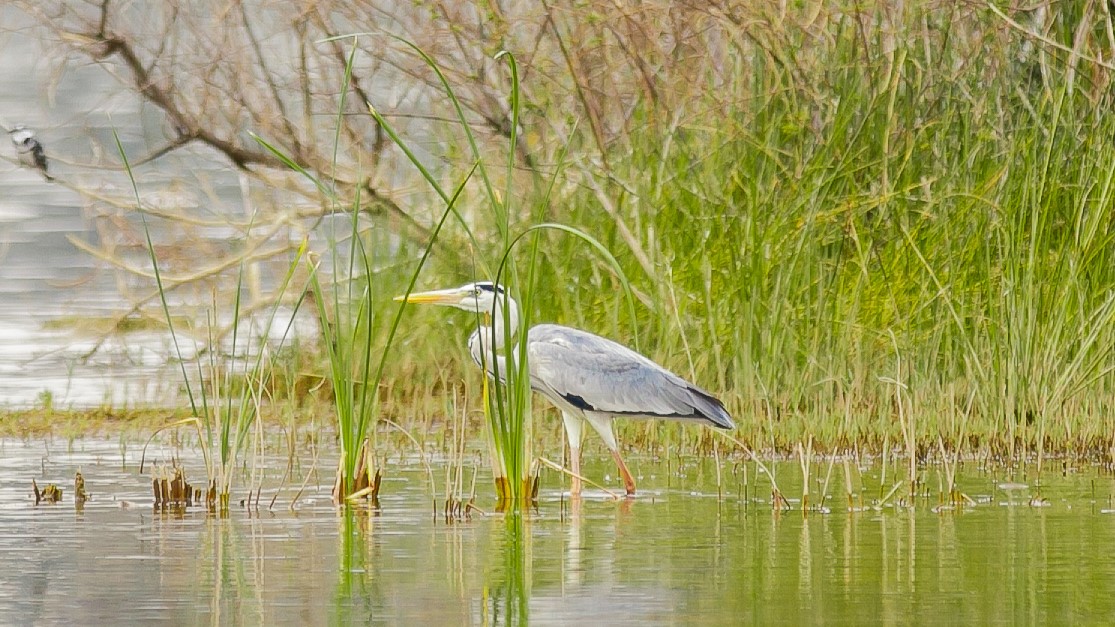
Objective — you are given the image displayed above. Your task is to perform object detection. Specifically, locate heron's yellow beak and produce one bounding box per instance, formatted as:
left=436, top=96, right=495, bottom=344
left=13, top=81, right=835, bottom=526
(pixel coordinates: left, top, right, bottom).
left=393, top=288, right=460, bottom=306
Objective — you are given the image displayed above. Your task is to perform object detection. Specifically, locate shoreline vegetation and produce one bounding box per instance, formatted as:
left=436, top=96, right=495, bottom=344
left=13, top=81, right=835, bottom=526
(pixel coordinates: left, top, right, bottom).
left=1, top=388, right=1112, bottom=461
left=10, top=3, right=1115, bottom=469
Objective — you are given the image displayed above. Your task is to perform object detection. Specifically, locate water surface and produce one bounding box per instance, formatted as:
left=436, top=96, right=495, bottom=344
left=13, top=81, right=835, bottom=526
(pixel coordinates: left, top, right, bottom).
left=1, top=439, right=1112, bottom=625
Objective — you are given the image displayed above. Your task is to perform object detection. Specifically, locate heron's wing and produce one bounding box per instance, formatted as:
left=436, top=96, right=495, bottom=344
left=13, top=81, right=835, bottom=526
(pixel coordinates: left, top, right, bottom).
left=527, top=324, right=733, bottom=429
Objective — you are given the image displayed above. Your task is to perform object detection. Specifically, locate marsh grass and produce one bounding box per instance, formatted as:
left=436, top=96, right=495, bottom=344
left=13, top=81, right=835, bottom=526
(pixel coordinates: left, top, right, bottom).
left=515, top=7, right=1115, bottom=466
left=249, top=34, right=484, bottom=503
left=366, top=39, right=540, bottom=502
left=140, top=242, right=307, bottom=512
left=383, top=45, right=544, bottom=507
left=117, top=130, right=312, bottom=511
left=260, top=156, right=469, bottom=503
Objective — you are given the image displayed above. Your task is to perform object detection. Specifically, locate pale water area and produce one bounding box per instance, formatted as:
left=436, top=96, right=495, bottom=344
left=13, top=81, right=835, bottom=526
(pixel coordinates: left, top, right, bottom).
left=0, top=15, right=212, bottom=407
left=0, top=12, right=316, bottom=408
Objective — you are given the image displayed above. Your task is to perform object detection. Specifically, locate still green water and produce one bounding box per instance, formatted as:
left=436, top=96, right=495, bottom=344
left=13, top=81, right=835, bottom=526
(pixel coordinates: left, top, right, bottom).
left=0, top=439, right=1113, bottom=625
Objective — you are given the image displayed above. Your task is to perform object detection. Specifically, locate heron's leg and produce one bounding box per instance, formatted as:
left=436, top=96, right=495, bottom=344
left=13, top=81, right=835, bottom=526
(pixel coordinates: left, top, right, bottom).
left=560, top=411, right=585, bottom=497
left=584, top=412, right=636, bottom=496
left=609, top=449, right=637, bottom=497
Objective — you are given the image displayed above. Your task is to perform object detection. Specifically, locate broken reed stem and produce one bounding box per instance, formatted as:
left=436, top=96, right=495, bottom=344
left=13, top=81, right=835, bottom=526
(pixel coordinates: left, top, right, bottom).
left=819, top=455, right=835, bottom=511
left=714, top=440, right=722, bottom=502
left=332, top=438, right=381, bottom=505
left=74, top=470, right=88, bottom=507
left=151, top=465, right=200, bottom=510
left=536, top=457, right=620, bottom=500
left=843, top=457, right=855, bottom=510
left=797, top=437, right=813, bottom=512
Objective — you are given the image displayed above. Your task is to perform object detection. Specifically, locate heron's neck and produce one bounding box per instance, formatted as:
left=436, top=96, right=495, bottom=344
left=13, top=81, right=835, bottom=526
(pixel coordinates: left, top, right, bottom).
left=482, top=296, right=519, bottom=349
left=470, top=297, right=519, bottom=373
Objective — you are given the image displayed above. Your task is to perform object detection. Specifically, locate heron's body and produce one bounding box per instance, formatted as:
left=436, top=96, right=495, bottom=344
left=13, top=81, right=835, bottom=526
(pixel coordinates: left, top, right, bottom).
left=398, top=281, right=734, bottom=496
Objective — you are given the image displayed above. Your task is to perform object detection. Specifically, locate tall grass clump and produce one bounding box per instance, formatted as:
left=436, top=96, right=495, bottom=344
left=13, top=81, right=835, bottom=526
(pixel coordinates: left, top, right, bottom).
left=191, top=248, right=308, bottom=510
left=364, top=43, right=538, bottom=506
left=527, top=4, right=1115, bottom=457
left=118, top=132, right=310, bottom=511
left=300, top=183, right=468, bottom=504
left=251, top=38, right=474, bottom=503
left=367, top=41, right=639, bottom=506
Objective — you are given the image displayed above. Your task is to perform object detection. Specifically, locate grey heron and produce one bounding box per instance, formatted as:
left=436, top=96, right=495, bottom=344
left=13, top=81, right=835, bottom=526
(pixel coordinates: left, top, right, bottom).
left=396, top=281, right=734, bottom=497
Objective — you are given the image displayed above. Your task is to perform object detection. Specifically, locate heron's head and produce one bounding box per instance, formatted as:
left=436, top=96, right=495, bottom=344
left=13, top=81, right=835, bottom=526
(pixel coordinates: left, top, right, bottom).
left=394, top=281, right=507, bottom=314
